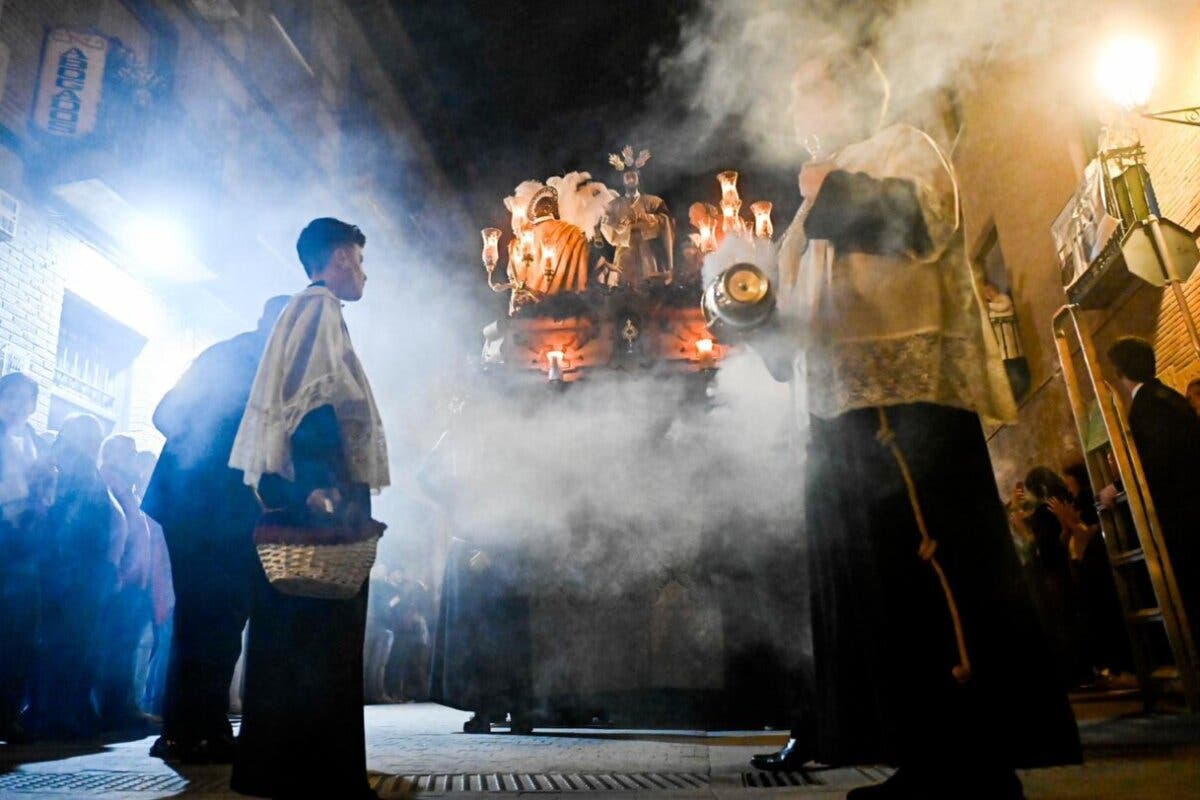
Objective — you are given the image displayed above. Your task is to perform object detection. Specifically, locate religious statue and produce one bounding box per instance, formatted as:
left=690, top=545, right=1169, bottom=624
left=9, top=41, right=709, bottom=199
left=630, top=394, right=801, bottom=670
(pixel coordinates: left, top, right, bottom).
left=501, top=172, right=615, bottom=307
left=597, top=146, right=675, bottom=290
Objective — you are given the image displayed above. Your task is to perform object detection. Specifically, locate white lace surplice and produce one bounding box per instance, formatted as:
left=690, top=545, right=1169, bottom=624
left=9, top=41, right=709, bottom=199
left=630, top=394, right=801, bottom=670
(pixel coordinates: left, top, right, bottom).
left=776, top=124, right=1016, bottom=425
left=229, top=286, right=389, bottom=491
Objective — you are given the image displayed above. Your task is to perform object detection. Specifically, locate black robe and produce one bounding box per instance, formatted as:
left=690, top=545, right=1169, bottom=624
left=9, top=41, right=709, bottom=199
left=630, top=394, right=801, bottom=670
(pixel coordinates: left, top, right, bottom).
left=429, top=538, right=532, bottom=721
left=801, top=169, right=1081, bottom=769
left=143, top=329, right=267, bottom=744
left=1128, top=379, right=1200, bottom=642
left=231, top=405, right=372, bottom=799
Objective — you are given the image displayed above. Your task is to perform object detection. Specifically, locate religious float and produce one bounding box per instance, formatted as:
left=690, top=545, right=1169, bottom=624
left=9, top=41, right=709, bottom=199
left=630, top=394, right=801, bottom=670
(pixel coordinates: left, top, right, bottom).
left=426, top=148, right=807, bottom=732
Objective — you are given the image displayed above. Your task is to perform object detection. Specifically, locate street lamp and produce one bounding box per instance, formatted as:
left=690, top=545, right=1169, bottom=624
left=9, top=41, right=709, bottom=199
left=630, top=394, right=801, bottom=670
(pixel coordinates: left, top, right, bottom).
left=1095, top=36, right=1199, bottom=127
left=1077, top=36, right=1200, bottom=360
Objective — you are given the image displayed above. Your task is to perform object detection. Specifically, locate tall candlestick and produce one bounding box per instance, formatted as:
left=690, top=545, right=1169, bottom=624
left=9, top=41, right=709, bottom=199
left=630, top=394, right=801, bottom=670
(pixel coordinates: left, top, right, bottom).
left=481, top=227, right=501, bottom=269
left=698, top=219, right=717, bottom=254
left=717, top=170, right=740, bottom=203
left=750, top=201, right=773, bottom=239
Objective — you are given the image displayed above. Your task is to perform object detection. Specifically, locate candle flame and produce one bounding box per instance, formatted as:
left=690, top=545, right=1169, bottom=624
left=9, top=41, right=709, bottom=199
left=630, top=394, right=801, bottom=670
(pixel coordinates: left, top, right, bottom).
left=695, top=338, right=714, bottom=355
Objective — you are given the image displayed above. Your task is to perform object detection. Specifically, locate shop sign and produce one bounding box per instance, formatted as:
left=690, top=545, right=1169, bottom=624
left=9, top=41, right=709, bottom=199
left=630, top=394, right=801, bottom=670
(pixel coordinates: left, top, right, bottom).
left=31, top=29, right=110, bottom=139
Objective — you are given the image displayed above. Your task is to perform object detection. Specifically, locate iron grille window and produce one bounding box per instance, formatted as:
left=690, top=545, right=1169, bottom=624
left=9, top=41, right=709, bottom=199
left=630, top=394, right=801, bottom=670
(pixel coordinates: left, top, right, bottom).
left=53, top=291, right=145, bottom=423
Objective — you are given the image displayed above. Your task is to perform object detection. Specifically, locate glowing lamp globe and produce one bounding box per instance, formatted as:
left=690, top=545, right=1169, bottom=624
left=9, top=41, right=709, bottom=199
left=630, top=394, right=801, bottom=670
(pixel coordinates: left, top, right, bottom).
left=1096, top=36, right=1158, bottom=110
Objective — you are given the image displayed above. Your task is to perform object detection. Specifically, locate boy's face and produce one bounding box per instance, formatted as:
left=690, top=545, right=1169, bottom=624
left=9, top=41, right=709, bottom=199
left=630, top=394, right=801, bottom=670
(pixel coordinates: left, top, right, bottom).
left=327, top=244, right=367, bottom=301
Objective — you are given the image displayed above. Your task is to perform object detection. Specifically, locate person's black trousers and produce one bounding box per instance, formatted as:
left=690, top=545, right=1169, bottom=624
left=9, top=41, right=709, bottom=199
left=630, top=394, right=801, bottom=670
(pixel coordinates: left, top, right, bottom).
left=161, top=523, right=254, bottom=744
left=0, top=560, right=39, bottom=733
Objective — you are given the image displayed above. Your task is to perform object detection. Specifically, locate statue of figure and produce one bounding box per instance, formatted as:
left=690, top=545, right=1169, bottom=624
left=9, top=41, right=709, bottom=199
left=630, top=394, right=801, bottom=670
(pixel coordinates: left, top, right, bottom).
left=503, top=173, right=615, bottom=304
left=598, top=147, right=674, bottom=290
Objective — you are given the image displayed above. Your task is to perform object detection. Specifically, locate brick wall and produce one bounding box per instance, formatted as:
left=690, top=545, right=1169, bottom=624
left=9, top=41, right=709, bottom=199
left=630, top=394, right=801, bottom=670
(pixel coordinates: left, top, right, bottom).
left=0, top=198, right=64, bottom=431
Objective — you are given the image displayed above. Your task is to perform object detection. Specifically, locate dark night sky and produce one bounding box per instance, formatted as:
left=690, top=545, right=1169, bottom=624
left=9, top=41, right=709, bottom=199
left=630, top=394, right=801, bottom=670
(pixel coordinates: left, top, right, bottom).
left=390, top=0, right=800, bottom=236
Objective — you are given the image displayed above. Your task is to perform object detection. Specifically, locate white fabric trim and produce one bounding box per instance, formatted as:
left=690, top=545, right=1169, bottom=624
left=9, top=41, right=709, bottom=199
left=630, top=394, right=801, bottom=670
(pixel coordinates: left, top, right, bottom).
left=229, top=286, right=389, bottom=492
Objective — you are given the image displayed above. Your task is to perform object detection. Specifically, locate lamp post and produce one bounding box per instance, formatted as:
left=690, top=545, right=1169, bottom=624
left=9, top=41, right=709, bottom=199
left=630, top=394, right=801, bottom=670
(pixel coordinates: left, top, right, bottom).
left=1092, top=36, right=1200, bottom=361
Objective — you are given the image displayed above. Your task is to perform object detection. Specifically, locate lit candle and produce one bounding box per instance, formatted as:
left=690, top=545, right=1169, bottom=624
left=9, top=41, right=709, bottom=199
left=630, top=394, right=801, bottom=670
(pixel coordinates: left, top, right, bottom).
left=481, top=227, right=501, bottom=269
left=750, top=201, right=773, bottom=239
left=546, top=349, right=564, bottom=382
left=540, top=242, right=557, bottom=281
left=698, top=219, right=717, bottom=254
left=695, top=338, right=714, bottom=369
left=520, top=229, right=535, bottom=261
left=717, top=170, right=740, bottom=203
left=720, top=197, right=742, bottom=232
left=512, top=205, right=528, bottom=233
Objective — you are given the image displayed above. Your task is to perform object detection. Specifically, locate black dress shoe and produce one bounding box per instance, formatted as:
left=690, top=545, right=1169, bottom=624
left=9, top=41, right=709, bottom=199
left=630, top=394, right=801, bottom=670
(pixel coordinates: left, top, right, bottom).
left=150, top=734, right=236, bottom=764
left=750, top=737, right=812, bottom=771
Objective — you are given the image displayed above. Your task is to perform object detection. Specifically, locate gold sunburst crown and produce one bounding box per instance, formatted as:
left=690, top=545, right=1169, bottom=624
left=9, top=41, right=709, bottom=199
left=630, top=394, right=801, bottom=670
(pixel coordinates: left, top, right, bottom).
left=608, top=145, right=651, bottom=172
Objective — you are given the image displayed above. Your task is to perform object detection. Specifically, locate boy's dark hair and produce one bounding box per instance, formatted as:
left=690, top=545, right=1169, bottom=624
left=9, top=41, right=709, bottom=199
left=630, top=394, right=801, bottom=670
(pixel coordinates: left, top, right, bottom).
left=0, top=371, right=39, bottom=403
left=296, top=218, right=365, bottom=277
left=1107, top=336, right=1156, bottom=384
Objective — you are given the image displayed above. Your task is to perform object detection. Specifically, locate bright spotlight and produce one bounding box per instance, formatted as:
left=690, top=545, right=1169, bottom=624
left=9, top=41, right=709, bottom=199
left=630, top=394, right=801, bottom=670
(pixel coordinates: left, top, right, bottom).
left=1095, top=36, right=1159, bottom=111
left=127, top=216, right=189, bottom=269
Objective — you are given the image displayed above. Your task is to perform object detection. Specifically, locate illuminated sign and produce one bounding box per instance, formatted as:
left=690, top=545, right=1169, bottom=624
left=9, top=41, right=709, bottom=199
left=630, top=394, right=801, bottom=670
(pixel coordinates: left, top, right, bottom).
left=31, top=29, right=110, bottom=139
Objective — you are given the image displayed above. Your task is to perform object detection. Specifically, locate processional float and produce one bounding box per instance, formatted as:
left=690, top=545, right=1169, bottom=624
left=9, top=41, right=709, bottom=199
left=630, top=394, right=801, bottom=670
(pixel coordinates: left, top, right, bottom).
left=436, top=149, right=800, bottom=733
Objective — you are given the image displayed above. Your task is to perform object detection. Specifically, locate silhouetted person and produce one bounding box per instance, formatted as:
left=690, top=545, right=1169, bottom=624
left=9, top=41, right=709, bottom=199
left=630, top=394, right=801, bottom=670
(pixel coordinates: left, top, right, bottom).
left=0, top=372, right=44, bottom=741
left=1058, top=461, right=1131, bottom=678
left=136, top=450, right=174, bottom=717
left=96, top=434, right=154, bottom=732
left=1106, top=337, right=1200, bottom=642
left=32, top=413, right=116, bottom=739
left=1020, top=466, right=1085, bottom=687
left=1187, top=377, right=1200, bottom=418
left=229, top=218, right=389, bottom=800
left=143, top=295, right=288, bottom=762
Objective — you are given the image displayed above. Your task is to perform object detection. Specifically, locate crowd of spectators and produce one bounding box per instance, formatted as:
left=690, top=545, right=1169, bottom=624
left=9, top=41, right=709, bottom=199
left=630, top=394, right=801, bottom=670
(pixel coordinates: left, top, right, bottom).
left=1009, top=338, right=1200, bottom=691
left=0, top=372, right=172, bottom=742
left=365, top=567, right=433, bottom=705
left=0, top=361, right=429, bottom=745
left=1009, top=461, right=1131, bottom=689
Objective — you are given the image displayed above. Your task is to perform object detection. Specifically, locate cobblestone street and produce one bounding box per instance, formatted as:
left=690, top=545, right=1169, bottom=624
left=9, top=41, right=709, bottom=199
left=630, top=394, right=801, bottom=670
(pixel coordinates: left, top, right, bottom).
left=1, top=700, right=1197, bottom=798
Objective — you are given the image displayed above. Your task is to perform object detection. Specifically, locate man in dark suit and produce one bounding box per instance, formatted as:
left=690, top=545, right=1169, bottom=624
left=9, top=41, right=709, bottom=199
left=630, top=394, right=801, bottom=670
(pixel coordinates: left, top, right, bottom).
left=1107, top=337, right=1200, bottom=641
left=143, top=296, right=288, bottom=763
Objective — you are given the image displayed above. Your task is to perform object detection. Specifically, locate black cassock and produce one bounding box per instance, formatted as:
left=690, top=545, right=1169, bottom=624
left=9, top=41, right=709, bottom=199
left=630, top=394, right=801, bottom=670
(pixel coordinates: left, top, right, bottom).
left=1128, top=379, right=1200, bottom=642
left=801, top=170, right=1081, bottom=770
left=429, top=538, right=533, bottom=723
left=231, top=405, right=372, bottom=799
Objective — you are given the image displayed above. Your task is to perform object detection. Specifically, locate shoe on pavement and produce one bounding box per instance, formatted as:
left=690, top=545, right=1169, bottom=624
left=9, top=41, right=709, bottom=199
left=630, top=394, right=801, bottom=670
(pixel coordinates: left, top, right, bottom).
left=150, top=735, right=236, bottom=764
left=750, top=737, right=813, bottom=771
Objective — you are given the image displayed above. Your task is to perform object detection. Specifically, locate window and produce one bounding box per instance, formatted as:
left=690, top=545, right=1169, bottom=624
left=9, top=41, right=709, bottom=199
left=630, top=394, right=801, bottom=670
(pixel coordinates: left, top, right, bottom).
left=52, top=291, right=146, bottom=430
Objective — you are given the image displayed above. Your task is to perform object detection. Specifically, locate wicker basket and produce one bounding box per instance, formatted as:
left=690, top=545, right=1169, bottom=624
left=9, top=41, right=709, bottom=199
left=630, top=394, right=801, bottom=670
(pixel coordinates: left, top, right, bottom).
left=256, top=536, right=380, bottom=599
left=254, top=516, right=386, bottom=600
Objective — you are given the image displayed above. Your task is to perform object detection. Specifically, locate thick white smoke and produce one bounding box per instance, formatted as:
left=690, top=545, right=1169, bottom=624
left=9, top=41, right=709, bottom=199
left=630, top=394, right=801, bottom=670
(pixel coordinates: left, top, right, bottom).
left=652, top=0, right=1166, bottom=169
